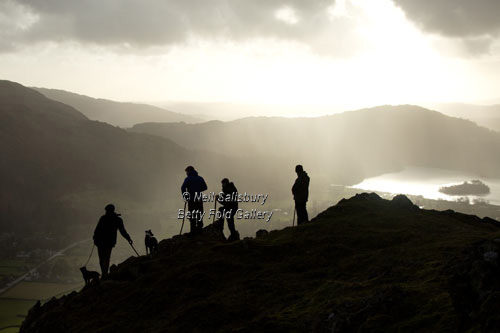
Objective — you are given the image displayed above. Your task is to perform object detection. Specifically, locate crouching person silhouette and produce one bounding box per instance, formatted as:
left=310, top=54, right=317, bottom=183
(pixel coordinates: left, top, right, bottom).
left=93, top=204, right=132, bottom=277
left=215, top=178, right=240, bottom=241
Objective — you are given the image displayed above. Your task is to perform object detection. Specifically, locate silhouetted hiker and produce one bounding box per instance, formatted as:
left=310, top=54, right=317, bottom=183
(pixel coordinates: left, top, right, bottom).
left=292, top=165, right=310, bottom=225
left=181, top=166, right=208, bottom=234
left=93, top=204, right=132, bottom=277
left=215, top=178, right=240, bottom=241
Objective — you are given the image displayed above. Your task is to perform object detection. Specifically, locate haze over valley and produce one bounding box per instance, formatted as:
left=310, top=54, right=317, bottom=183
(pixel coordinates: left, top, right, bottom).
left=3, top=80, right=500, bottom=240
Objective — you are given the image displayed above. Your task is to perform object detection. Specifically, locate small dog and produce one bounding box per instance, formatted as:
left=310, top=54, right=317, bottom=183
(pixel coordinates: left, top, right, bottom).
left=80, top=266, right=100, bottom=286
left=145, top=230, right=159, bottom=256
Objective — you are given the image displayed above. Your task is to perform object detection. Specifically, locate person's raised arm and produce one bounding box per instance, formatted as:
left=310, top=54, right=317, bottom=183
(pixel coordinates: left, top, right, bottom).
left=93, top=217, right=103, bottom=245
left=117, top=217, right=132, bottom=244
left=181, top=177, right=188, bottom=194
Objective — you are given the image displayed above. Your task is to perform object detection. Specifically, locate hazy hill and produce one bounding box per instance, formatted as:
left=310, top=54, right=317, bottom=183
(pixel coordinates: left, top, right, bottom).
left=34, top=87, right=203, bottom=127
left=431, top=103, right=500, bottom=132
left=0, top=80, right=193, bottom=234
left=131, top=105, right=500, bottom=184
left=156, top=101, right=344, bottom=122
left=20, top=193, right=500, bottom=332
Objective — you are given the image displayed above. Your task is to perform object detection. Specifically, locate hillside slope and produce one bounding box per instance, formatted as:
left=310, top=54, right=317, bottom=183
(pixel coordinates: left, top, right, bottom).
left=130, top=105, right=500, bottom=184
left=34, top=87, right=203, bottom=127
left=0, top=80, right=191, bottom=234
left=20, top=194, right=500, bottom=332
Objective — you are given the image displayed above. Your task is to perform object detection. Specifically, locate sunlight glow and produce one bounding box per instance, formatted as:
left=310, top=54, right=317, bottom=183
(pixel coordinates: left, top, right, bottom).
left=275, top=6, right=300, bottom=25
left=0, top=0, right=497, bottom=111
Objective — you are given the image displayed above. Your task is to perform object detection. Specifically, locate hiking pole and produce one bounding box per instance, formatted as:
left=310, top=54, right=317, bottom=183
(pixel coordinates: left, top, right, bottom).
left=213, top=199, right=217, bottom=224
left=179, top=201, right=187, bottom=235
left=292, top=207, right=296, bottom=227
left=129, top=242, right=140, bottom=256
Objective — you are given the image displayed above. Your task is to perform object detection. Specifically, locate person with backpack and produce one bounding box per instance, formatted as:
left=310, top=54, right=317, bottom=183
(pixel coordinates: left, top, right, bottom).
left=215, top=178, right=240, bottom=241
left=292, top=165, right=310, bottom=225
left=93, top=204, right=132, bottom=277
left=181, top=166, right=208, bottom=235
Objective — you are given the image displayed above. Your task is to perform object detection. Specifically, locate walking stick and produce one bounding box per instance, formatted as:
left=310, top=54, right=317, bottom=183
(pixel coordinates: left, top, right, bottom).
left=129, top=242, right=140, bottom=256
left=213, top=199, right=217, bottom=224
left=179, top=201, right=187, bottom=235
left=292, top=207, right=296, bottom=227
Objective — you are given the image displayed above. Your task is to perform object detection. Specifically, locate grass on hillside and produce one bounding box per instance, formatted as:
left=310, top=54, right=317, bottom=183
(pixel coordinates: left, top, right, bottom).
left=0, top=299, right=34, bottom=330
left=21, top=194, right=500, bottom=332
left=1, top=282, right=82, bottom=301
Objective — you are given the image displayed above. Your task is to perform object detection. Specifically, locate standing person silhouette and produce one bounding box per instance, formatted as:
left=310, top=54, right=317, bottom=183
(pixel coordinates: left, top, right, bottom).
left=181, top=166, right=208, bottom=235
left=93, top=204, right=132, bottom=277
left=292, top=165, right=310, bottom=225
left=215, top=178, right=240, bottom=241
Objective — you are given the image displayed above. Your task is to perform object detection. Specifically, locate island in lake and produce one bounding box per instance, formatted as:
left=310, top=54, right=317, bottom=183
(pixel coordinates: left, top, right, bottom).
left=439, top=179, right=490, bottom=196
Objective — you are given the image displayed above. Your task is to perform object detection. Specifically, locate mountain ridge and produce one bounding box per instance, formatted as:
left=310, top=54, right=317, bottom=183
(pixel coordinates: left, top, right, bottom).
left=428, top=102, right=500, bottom=132
left=0, top=80, right=88, bottom=122
left=34, top=87, right=203, bottom=127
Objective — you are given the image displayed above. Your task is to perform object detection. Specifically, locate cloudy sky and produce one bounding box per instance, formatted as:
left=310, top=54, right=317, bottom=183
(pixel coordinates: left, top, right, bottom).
left=1, top=0, right=500, bottom=113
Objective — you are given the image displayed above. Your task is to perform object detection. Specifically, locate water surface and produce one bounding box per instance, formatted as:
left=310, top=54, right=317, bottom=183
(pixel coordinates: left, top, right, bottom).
left=353, top=167, right=500, bottom=205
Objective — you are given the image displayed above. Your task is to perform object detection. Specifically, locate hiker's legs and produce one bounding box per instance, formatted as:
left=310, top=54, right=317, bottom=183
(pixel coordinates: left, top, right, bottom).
left=227, top=210, right=237, bottom=235
left=195, top=201, right=204, bottom=230
left=214, top=207, right=225, bottom=230
left=225, top=208, right=239, bottom=241
left=188, top=201, right=200, bottom=234
left=188, top=201, right=196, bottom=234
left=295, top=201, right=308, bottom=225
left=97, top=246, right=112, bottom=276
left=189, top=216, right=196, bottom=234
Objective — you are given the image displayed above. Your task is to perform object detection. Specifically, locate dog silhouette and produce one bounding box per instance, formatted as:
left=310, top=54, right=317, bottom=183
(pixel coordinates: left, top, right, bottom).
left=80, top=266, right=100, bottom=286
left=145, top=230, right=159, bottom=256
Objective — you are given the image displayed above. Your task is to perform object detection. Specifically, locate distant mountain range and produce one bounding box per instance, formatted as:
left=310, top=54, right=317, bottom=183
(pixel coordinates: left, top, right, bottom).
left=131, top=105, right=500, bottom=184
left=4, top=80, right=500, bottom=237
left=429, top=103, right=500, bottom=132
left=31, top=87, right=500, bottom=133
left=153, top=102, right=345, bottom=122
left=34, top=88, right=203, bottom=127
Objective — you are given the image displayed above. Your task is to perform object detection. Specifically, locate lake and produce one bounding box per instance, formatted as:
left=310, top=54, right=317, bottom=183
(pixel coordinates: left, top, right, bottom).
left=352, top=167, right=500, bottom=206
